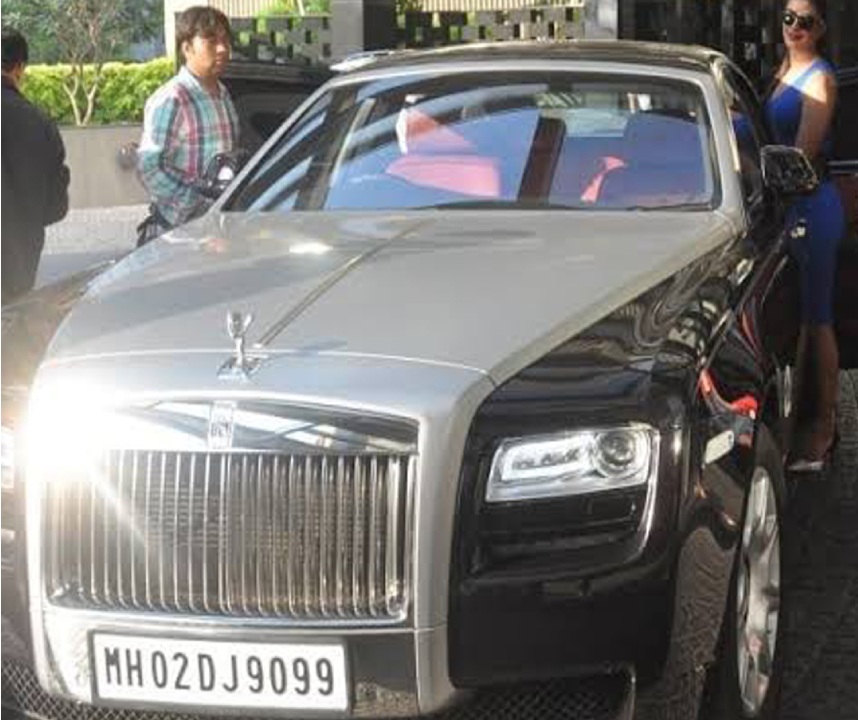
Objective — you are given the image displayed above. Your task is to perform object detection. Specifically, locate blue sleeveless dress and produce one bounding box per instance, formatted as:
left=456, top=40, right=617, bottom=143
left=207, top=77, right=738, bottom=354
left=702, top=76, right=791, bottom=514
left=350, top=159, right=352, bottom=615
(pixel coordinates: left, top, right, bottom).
left=764, top=58, right=844, bottom=325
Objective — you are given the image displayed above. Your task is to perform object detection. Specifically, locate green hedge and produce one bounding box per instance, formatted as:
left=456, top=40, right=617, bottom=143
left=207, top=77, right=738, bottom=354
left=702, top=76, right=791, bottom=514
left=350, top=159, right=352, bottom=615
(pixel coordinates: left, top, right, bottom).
left=22, top=57, right=175, bottom=125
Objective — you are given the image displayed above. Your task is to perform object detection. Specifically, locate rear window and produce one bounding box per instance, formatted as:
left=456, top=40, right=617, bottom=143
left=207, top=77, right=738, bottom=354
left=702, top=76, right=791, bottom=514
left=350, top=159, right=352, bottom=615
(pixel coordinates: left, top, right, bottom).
left=227, top=71, right=717, bottom=212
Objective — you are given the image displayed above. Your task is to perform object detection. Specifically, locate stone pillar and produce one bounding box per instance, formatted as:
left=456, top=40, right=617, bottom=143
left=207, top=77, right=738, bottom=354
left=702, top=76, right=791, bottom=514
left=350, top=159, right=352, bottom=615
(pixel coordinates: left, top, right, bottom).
left=331, top=0, right=364, bottom=59
left=164, top=0, right=212, bottom=60
left=363, top=0, right=397, bottom=51
left=586, top=0, right=619, bottom=39
left=331, top=0, right=397, bottom=60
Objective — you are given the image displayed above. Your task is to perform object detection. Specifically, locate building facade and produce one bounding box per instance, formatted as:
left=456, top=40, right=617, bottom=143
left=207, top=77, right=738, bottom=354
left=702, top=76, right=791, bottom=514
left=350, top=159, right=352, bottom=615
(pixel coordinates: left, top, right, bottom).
left=163, top=0, right=857, bottom=86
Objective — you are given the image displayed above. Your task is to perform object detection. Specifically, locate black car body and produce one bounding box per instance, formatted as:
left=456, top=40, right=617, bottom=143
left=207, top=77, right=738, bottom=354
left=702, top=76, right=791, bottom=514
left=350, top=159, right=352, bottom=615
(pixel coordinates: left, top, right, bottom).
left=831, top=65, right=858, bottom=368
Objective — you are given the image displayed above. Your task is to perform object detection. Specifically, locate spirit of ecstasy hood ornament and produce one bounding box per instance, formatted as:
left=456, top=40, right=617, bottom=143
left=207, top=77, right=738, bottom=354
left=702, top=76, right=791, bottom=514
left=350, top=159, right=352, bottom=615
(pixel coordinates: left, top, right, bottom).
left=218, top=310, right=261, bottom=379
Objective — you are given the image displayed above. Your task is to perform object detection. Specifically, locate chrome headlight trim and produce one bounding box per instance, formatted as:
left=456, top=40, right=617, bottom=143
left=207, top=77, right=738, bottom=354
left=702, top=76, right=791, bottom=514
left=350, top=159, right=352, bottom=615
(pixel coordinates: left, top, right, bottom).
left=485, top=424, right=659, bottom=503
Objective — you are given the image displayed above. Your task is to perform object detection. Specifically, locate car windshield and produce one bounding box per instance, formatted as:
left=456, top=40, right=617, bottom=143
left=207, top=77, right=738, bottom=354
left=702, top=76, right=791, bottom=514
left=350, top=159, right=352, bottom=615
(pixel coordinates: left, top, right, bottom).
left=227, top=70, right=717, bottom=212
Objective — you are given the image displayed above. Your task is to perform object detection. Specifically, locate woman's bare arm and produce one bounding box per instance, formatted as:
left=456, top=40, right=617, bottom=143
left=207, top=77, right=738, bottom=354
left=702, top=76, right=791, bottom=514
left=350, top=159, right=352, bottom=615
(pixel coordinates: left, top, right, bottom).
left=794, top=71, right=837, bottom=162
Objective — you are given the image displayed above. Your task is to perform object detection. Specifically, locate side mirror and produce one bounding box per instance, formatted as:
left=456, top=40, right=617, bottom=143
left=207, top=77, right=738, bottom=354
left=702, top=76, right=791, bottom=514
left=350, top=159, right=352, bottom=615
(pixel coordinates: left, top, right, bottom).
left=196, top=150, right=249, bottom=200
left=761, top=145, right=819, bottom=196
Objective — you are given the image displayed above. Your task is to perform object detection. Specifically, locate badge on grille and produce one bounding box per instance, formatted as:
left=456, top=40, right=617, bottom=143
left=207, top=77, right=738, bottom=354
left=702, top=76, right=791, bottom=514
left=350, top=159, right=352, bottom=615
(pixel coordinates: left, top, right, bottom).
left=208, top=401, right=236, bottom=450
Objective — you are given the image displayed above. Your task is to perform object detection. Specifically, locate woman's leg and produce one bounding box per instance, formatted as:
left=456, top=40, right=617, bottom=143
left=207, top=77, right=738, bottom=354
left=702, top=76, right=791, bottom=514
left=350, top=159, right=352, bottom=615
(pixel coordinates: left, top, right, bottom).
left=792, top=324, right=809, bottom=437
left=789, top=181, right=844, bottom=465
left=804, top=323, right=839, bottom=459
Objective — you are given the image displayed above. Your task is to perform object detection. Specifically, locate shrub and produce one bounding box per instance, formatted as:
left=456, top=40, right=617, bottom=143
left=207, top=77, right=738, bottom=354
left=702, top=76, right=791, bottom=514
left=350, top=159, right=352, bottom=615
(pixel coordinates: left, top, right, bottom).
left=93, top=58, right=175, bottom=124
left=22, top=57, right=175, bottom=125
left=20, top=65, right=74, bottom=124
left=258, top=0, right=331, bottom=16
left=257, top=0, right=418, bottom=16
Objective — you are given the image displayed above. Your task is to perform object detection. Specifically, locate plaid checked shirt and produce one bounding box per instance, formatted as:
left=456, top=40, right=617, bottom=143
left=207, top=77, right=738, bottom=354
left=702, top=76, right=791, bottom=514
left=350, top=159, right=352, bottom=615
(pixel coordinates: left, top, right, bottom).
left=138, top=66, right=239, bottom=227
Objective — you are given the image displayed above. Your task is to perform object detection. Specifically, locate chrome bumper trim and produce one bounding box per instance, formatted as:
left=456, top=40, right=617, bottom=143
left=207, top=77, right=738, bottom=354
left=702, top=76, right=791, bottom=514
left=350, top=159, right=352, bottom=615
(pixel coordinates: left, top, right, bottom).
left=33, top=607, right=457, bottom=717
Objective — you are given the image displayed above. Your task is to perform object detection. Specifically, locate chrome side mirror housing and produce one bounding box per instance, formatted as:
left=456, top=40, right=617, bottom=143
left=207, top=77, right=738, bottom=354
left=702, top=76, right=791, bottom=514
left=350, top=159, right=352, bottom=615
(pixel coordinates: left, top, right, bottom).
left=761, top=145, right=819, bottom=196
left=196, top=149, right=249, bottom=200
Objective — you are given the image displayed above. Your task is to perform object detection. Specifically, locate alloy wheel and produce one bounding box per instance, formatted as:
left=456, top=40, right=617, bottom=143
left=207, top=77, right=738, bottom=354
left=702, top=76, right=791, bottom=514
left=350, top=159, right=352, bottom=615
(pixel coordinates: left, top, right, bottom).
left=735, top=466, right=781, bottom=716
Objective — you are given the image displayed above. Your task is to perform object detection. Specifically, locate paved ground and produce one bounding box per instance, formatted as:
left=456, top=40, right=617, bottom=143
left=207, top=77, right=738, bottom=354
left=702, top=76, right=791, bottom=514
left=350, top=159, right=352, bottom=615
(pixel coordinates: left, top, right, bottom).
left=44, top=204, right=146, bottom=254
left=11, top=208, right=858, bottom=720
left=37, top=204, right=147, bottom=287
left=779, top=477, right=858, bottom=719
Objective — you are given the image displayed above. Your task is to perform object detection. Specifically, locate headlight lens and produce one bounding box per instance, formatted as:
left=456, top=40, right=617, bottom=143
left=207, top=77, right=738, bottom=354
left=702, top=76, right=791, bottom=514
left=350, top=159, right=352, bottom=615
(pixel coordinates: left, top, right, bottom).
left=486, top=425, right=657, bottom=503
left=1, top=426, right=14, bottom=491
left=25, top=382, right=107, bottom=482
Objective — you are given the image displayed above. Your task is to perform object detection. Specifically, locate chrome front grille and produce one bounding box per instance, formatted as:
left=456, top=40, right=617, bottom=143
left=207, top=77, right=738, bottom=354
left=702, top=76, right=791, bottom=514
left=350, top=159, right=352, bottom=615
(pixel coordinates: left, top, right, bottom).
left=44, top=450, right=414, bottom=621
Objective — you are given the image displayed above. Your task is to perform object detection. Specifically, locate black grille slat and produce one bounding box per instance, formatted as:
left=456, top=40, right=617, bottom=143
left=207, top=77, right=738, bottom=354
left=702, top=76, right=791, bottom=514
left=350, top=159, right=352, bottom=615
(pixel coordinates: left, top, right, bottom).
left=44, top=451, right=412, bottom=621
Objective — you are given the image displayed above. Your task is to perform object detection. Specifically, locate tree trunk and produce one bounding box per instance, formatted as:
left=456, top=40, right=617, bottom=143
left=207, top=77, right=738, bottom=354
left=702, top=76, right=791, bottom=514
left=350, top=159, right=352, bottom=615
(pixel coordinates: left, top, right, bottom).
left=82, top=64, right=104, bottom=126
left=62, top=71, right=83, bottom=126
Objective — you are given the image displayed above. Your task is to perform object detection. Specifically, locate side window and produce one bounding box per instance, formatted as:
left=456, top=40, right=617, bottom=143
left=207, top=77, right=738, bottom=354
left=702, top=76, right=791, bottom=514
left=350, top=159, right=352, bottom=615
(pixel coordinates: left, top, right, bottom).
left=724, top=71, right=766, bottom=205
left=230, top=85, right=319, bottom=156
left=227, top=92, right=333, bottom=211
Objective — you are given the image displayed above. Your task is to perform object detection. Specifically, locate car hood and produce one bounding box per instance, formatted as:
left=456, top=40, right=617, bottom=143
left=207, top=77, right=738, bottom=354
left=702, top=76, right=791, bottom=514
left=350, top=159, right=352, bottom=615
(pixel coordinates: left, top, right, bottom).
left=44, top=209, right=735, bottom=383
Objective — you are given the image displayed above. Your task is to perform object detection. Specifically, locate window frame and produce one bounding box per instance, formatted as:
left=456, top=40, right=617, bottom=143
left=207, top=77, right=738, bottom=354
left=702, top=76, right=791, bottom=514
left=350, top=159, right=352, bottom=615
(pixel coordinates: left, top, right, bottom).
left=720, top=64, right=769, bottom=210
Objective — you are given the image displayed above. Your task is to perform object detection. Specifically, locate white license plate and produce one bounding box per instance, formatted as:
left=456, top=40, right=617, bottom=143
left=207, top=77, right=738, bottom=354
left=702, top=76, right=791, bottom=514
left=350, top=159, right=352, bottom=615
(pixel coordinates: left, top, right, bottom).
left=91, top=633, right=348, bottom=712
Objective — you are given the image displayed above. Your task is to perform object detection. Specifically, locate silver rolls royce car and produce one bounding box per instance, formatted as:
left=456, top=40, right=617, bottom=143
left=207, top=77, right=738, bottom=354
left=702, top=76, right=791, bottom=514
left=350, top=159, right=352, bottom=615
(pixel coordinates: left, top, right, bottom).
left=3, top=41, right=853, bottom=720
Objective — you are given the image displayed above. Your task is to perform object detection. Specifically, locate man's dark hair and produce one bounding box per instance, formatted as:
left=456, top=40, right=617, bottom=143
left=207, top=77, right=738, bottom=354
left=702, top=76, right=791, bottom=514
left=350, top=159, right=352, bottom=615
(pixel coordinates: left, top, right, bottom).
left=1, top=28, right=29, bottom=73
left=176, top=6, right=232, bottom=56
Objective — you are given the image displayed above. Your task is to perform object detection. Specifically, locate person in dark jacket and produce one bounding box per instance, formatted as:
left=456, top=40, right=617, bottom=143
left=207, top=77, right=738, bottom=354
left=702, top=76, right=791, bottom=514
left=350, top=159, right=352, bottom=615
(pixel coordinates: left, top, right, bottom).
left=1, top=28, right=70, bottom=305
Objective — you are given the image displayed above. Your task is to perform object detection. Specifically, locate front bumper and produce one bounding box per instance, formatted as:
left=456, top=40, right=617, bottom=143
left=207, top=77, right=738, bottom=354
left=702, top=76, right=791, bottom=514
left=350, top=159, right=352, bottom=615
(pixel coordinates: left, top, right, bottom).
left=2, top=657, right=634, bottom=720
left=31, top=607, right=452, bottom=717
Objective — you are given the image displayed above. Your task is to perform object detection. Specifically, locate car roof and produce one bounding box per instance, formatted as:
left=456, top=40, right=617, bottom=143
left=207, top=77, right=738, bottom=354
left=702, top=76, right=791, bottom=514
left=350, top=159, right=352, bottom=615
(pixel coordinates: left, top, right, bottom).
left=224, top=59, right=333, bottom=84
left=349, top=40, right=724, bottom=75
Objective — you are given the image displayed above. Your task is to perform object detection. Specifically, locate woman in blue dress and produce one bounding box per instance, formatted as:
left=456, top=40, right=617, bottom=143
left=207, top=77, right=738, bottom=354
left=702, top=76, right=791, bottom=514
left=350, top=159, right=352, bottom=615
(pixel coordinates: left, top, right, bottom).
left=765, top=0, right=845, bottom=471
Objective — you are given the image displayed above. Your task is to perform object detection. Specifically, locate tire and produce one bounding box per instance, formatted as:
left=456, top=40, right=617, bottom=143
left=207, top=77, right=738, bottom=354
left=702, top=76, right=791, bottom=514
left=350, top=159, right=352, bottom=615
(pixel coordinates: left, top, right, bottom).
left=634, top=522, right=728, bottom=720
left=704, top=424, right=787, bottom=720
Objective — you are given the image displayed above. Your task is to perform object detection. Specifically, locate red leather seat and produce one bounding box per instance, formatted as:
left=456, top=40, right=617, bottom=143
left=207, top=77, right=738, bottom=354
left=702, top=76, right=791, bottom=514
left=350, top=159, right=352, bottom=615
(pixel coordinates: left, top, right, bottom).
left=386, top=108, right=502, bottom=198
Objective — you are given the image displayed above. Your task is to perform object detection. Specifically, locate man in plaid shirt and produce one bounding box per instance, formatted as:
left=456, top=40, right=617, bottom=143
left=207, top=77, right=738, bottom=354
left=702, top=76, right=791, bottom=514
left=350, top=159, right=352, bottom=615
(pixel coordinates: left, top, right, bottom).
left=137, top=6, right=239, bottom=243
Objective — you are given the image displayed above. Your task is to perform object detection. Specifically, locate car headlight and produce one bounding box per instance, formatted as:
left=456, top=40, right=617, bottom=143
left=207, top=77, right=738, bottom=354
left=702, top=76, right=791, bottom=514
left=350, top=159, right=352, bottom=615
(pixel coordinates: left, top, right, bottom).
left=24, top=381, right=111, bottom=483
left=486, top=425, right=658, bottom=503
left=2, top=265, right=109, bottom=489
left=1, top=426, right=14, bottom=492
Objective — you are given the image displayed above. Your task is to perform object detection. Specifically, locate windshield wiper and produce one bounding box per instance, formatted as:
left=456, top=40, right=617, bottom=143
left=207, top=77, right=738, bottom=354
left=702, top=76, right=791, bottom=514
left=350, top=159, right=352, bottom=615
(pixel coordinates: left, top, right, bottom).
left=613, top=202, right=712, bottom=212
left=419, top=199, right=577, bottom=210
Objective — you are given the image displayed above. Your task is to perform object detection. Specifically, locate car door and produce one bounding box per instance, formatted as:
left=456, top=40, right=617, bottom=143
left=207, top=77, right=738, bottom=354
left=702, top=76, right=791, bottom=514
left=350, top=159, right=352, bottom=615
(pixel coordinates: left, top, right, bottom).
left=831, top=65, right=858, bottom=368
left=714, top=64, right=796, bottom=413
left=221, top=61, right=332, bottom=156
left=831, top=65, right=858, bottom=197
left=692, top=65, right=788, bottom=551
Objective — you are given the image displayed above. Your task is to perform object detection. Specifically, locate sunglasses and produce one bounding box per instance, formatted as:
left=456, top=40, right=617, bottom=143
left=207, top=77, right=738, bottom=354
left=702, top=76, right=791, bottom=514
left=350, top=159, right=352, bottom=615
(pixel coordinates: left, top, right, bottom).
left=782, top=9, right=817, bottom=31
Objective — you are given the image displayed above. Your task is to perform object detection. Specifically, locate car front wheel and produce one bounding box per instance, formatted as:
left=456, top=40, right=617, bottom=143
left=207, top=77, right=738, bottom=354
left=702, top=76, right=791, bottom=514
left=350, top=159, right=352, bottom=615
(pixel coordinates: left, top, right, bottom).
left=706, top=424, right=786, bottom=720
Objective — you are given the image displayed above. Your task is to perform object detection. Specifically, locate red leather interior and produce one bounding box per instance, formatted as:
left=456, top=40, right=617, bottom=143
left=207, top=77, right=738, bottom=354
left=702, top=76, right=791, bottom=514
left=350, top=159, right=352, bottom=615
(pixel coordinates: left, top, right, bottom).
left=387, top=155, right=502, bottom=197
left=386, top=107, right=501, bottom=197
